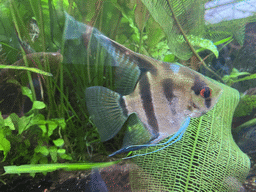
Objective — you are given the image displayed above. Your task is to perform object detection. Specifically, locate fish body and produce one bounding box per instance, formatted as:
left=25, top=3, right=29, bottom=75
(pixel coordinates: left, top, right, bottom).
left=123, top=61, right=216, bottom=145
left=85, top=28, right=223, bottom=157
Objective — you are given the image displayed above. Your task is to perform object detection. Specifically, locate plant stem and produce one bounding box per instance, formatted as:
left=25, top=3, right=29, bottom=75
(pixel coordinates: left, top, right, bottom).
left=166, top=0, right=225, bottom=83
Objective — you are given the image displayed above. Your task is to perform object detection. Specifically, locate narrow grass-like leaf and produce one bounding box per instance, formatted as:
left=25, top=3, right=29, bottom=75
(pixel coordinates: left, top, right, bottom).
left=233, top=73, right=256, bottom=83
left=3, top=161, right=119, bottom=174
left=0, top=65, right=52, bottom=76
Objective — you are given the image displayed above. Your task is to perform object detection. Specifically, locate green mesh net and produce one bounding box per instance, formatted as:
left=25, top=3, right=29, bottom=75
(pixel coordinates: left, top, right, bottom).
left=129, top=81, right=250, bottom=191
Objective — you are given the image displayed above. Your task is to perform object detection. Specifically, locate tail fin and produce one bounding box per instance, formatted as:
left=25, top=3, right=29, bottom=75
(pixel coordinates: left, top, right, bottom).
left=85, top=86, right=128, bottom=141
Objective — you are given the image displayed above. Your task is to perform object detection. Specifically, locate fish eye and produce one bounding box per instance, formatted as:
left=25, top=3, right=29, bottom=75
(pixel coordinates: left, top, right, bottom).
left=200, top=87, right=211, bottom=98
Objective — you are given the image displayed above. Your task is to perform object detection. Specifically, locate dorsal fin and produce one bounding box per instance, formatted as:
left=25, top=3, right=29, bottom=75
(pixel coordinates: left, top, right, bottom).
left=86, top=28, right=160, bottom=95
left=93, top=32, right=141, bottom=95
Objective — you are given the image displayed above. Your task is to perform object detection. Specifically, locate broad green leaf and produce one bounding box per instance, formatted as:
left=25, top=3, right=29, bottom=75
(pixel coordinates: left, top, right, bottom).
left=141, top=0, right=206, bottom=60
left=53, top=138, right=64, bottom=147
left=57, top=149, right=66, bottom=154
left=49, top=146, right=58, bottom=163
left=134, top=0, right=148, bottom=32
left=31, top=114, right=46, bottom=124
left=39, top=156, right=48, bottom=165
left=188, top=35, right=219, bottom=58
left=30, top=154, right=41, bottom=165
left=21, top=87, right=33, bottom=101
left=163, top=54, right=176, bottom=62
left=32, top=101, right=46, bottom=110
left=146, top=17, right=166, bottom=50
left=47, top=121, right=58, bottom=137
left=0, top=130, right=11, bottom=162
left=60, top=153, right=72, bottom=160
left=4, top=116, right=15, bottom=130
left=55, top=118, right=66, bottom=130
left=38, top=125, right=47, bottom=135
left=9, top=113, right=34, bottom=134
left=17, top=115, right=34, bottom=134
left=35, top=145, right=49, bottom=156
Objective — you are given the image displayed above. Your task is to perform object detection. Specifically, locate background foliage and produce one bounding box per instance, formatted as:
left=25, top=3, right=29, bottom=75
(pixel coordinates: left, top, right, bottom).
left=0, top=1, right=256, bottom=188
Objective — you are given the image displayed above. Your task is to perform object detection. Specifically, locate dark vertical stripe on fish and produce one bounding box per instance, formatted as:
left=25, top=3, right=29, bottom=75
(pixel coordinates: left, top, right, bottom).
left=136, top=57, right=157, bottom=75
left=162, top=78, right=174, bottom=103
left=205, top=98, right=211, bottom=108
left=139, top=74, right=159, bottom=135
left=162, top=78, right=176, bottom=115
left=191, top=75, right=207, bottom=95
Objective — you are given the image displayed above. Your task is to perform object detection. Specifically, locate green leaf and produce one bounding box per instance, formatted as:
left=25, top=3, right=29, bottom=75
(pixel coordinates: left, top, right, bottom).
left=38, top=125, right=47, bottom=135
left=35, top=146, right=49, bottom=156
left=4, top=161, right=119, bottom=174
left=30, top=154, right=41, bottom=165
left=146, top=17, right=165, bottom=50
left=235, top=118, right=256, bottom=134
left=0, top=65, right=53, bottom=76
left=17, top=115, right=34, bottom=134
left=39, top=156, right=48, bottom=165
left=47, top=121, right=58, bottom=137
left=31, top=114, right=46, bottom=125
left=32, top=101, right=46, bottom=110
left=59, top=154, right=72, bottom=160
left=49, top=146, right=58, bottom=163
left=188, top=35, right=219, bottom=58
left=163, top=54, right=176, bottom=62
left=55, top=118, right=66, bottom=130
left=0, top=130, right=11, bottom=162
left=233, top=73, right=256, bottom=83
left=53, top=138, right=64, bottom=147
left=222, top=68, right=252, bottom=86
left=234, top=95, right=256, bottom=118
left=212, top=36, right=233, bottom=47
left=57, top=149, right=66, bottom=154
left=4, top=116, right=15, bottom=130
left=141, top=0, right=206, bottom=60
left=24, top=139, right=30, bottom=147
left=9, top=113, right=34, bottom=134
left=0, top=114, right=4, bottom=128
left=21, top=87, right=33, bottom=101
left=134, top=1, right=148, bottom=32
left=114, top=3, right=140, bottom=43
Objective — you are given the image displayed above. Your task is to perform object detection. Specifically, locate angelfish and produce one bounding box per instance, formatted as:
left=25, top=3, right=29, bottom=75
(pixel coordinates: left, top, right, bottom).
left=85, top=28, right=223, bottom=158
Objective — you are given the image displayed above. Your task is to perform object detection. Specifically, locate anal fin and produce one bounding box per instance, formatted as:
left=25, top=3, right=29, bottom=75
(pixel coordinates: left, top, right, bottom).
left=109, top=113, right=155, bottom=156
left=109, top=117, right=191, bottom=158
